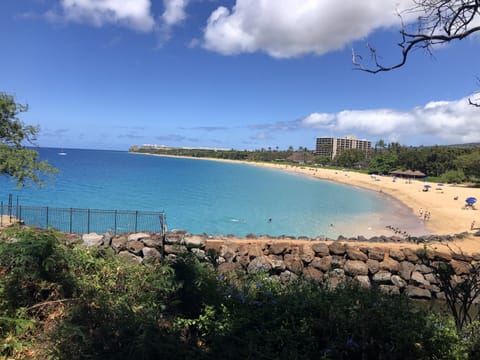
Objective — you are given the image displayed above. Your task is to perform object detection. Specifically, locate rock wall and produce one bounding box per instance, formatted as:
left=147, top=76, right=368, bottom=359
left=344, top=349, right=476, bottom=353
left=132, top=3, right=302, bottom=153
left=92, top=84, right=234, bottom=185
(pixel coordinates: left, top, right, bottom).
left=73, top=230, right=478, bottom=301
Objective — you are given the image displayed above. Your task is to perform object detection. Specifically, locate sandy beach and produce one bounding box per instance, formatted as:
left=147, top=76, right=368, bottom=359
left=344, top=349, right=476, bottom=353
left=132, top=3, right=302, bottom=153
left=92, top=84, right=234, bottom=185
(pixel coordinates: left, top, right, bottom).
left=137, top=153, right=480, bottom=237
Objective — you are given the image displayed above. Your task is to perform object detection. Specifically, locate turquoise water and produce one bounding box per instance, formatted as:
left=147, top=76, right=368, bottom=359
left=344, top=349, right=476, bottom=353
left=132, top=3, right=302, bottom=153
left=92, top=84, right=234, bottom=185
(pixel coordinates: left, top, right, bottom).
left=0, top=148, right=426, bottom=237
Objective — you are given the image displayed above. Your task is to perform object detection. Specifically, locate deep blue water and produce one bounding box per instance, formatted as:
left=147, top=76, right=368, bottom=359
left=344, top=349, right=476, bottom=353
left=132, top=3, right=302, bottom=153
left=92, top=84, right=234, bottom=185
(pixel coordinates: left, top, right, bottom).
left=0, top=148, right=426, bottom=237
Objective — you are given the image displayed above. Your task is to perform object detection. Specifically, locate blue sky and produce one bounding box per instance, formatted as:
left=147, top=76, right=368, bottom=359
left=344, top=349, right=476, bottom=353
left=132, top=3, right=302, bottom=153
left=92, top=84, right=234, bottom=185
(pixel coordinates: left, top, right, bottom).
left=1, top=0, right=479, bottom=151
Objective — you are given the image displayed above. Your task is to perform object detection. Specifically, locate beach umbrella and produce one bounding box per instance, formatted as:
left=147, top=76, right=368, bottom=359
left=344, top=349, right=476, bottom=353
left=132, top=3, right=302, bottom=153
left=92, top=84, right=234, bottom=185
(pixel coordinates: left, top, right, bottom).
left=438, top=183, right=444, bottom=186
left=424, top=185, right=431, bottom=189
left=466, top=197, right=477, bottom=205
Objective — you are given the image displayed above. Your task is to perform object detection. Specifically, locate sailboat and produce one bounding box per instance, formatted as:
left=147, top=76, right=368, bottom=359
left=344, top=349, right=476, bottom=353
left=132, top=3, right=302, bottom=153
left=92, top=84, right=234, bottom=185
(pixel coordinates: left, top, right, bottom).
left=58, top=148, right=67, bottom=156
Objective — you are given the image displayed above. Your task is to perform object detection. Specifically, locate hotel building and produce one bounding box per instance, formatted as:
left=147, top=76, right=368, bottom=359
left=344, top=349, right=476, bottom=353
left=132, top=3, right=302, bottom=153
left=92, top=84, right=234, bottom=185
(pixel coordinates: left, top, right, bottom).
left=315, top=135, right=371, bottom=160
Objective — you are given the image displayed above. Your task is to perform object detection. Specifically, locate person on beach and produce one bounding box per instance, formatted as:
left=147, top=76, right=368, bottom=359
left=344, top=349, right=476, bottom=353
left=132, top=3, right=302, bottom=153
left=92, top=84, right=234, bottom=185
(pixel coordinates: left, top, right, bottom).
left=419, top=208, right=423, bottom=217
left=471, top=221, right=476, bottom=230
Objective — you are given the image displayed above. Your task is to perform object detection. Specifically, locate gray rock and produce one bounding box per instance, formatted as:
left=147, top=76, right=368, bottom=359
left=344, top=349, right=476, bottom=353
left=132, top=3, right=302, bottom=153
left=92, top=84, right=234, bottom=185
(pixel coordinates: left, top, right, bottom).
left=325, top=268, right=346, bottom=288
left=399, top=261, right=415, bottom=281
left=184, top=235, right=205, bottom=248
left=354, top=275, right=371, bottom=289
left=111, top=236, right=127, bottom=252
left=391, top=275, right=407, bottom=288
left=405, top=285, right=432, bottom=299
left=143, top=237, right=162, bottom=248
left=117, top=250, right=142, bottom=264
left=372, top=271, right=392, bottom=284
left=191, top=248, right=206, bottom=259
left=414, top=264, right=433, bottom=274
left=379, top=285, right=400, bottom=295
left=247, top=256, right=272, bottom=274
left=411, top=271, right=429, bottom=287
left=82, top=233, right=104, bottom=247
left=142, top=247, right=161, bottom=259
left=128, top=232, right=151, bottom=242
left=164, top=244, right=188, bottom=255
left=280, top=270, right=298, bottom=283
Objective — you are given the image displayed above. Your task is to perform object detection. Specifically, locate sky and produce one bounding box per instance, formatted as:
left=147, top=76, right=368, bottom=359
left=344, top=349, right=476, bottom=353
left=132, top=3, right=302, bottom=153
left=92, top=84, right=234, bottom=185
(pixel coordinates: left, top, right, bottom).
left=1, top=0, right=479, bottom=151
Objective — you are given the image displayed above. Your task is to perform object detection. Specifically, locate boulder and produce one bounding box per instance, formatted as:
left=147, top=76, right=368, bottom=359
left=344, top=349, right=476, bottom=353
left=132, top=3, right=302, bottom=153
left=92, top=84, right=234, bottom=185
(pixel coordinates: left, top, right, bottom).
left=142, top=247, right=161, bottom=259
left=372, top=271, right=392, bottom=284
left=301, top=245, right=316, bottom=263
left=82, top=233, right=104, bottom=247
left=247, top=256, right=272, bottom=274
left=310, top=256, right=332, bottom=272
left=268, top=255, right=286, bottom=272
left=399, top=261, right=415, bottom=280
left=414, top=264, right=433, bottom=274
left=325, top=268, right=346, bottom=288
left=269, top=242, right=288, bottom=255
left=380, top=257, right=400, bottom=273
left=218, top=262, right=243, bottom=275
left=111, top=235, right=127, bottom=252
left=389, top=248, right=405, bottom=261
left=366, top=259, right=380, bottom=274
left=405, top=285, right=432, bottom=299
left=379, top=285, right=400, bottom=295
left=451, top=260, right=472, bottom=275
left=344, top=260, right=369, bottom=276
left=284, top=253, right=304, bottom=273
left=403, top=248, right=419, bottom=262
left=411, top=271, right=430, bottom=287
left=117, top=250, right=142, bottom=264
left=391, top=275, right=407, bottom=288
left=143, top=236, right=162, bottom=248
left=128, top=232, right=151, bottom=242
left=368, top=247, right=384, bottom=261
left=311, top=243, right=330, bottom=256
left=280, top=270, right=298, bottom=284
left=126, top=240, right=144, bottom=255
left=164, top=244, right=188, bottom=255
left=346, top=247, right=368, bottom=261
left=354, top=275, right=371, bottom=289
left=184, top=235, right=206, bottom=248
left=248, top=245, right=265, bottom=258
left=303, top=267, right=323, bottom=283
left=329, top=242, right=346, bottom=255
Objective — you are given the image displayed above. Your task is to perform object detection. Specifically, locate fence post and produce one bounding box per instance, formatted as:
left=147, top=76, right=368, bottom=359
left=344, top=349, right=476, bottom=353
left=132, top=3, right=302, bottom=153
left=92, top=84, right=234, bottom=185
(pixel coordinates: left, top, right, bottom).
left=160, top=212, right=166, bottom=258
left=46, top=207, right=49, bottom=229
left=8, top=194, right=12, bottom=222
left=69, top=208, right=73, bottom=233
left=135, top=210, right=138, bottom=232
left=19, top=206, right=22, bottom=225
left=16, top=196, right=19, bottom=219
left=87, top=209, right=91, bottom=233
left=114, top=210, right=117, bottom=235
left=1, top=201, right=3, bottom=227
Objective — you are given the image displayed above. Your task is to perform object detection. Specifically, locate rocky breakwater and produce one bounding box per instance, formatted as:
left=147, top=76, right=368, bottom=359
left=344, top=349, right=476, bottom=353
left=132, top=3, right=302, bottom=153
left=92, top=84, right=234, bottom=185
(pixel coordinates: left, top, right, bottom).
left=74, top=230, right=479, bottom=301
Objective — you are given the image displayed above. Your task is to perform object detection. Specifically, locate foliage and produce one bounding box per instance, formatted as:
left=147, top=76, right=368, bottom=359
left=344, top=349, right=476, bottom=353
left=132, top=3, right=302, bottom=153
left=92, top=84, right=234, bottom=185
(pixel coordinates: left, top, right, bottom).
left=1, top=228, right=480, bottom=359
left=441, top=169, right=466, bottom=184
left=333, top=149, right=366, bottom=168
left=0, top=92, right=57, bottom=187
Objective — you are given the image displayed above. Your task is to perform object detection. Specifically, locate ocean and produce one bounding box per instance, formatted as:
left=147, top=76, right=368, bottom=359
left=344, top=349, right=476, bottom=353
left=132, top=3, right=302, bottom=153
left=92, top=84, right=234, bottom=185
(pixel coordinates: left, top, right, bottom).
left=0, top=148, right=427, bottom=238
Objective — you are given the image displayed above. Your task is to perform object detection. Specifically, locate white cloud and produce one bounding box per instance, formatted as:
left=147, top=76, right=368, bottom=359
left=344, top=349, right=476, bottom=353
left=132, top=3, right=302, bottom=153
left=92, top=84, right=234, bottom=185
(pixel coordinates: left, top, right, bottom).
left=161, top=0, right=190, bottom=26
left=203, top=0, right=417, bottom=57
left=59, top=0, right=155, bottom=32
left=298, top=98, right=480, bottom=144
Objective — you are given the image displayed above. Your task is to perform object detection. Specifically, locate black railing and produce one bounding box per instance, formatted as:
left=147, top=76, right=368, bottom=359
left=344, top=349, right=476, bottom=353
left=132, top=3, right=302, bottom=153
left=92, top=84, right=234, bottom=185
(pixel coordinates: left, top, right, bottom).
left=0, top=197, right=166, bottom=235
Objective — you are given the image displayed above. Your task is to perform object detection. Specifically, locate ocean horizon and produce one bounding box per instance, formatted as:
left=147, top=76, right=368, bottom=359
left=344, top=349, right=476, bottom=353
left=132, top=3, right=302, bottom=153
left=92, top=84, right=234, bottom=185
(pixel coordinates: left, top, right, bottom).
left=0, top=147, right=427, bottom=238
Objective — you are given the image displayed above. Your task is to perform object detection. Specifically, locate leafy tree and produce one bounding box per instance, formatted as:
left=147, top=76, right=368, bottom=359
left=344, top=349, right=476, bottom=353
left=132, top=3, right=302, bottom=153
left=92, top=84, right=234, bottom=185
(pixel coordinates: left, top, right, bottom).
left=368, top=152, right=398, bottom=174
left=0, top=92, right=57, bottom=186
left=335, top=149, right=366, bottom=168
left=455, top=152, right=480, bottom=179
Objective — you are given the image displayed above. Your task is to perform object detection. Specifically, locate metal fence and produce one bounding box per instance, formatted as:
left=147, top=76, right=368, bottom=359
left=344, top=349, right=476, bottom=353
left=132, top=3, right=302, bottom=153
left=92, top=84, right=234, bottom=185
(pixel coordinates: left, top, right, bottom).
left=0, top=196, right=166, bottom=235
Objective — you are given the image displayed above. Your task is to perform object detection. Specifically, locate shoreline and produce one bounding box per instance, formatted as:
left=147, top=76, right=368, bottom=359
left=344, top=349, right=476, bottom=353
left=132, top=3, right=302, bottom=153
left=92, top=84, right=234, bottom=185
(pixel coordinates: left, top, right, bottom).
left=133, top=152, right=479, bottom=236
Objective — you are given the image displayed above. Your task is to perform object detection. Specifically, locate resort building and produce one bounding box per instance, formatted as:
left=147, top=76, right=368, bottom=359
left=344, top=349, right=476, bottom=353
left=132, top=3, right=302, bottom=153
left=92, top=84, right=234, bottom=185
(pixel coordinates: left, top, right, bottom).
left=315, top=135, right=371, bottom=160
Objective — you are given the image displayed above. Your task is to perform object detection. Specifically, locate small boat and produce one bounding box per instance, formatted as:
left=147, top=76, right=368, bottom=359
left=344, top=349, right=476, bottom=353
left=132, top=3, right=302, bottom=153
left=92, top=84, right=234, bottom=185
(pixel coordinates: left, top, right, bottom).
left=58, top=149, right=67, bottom=156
